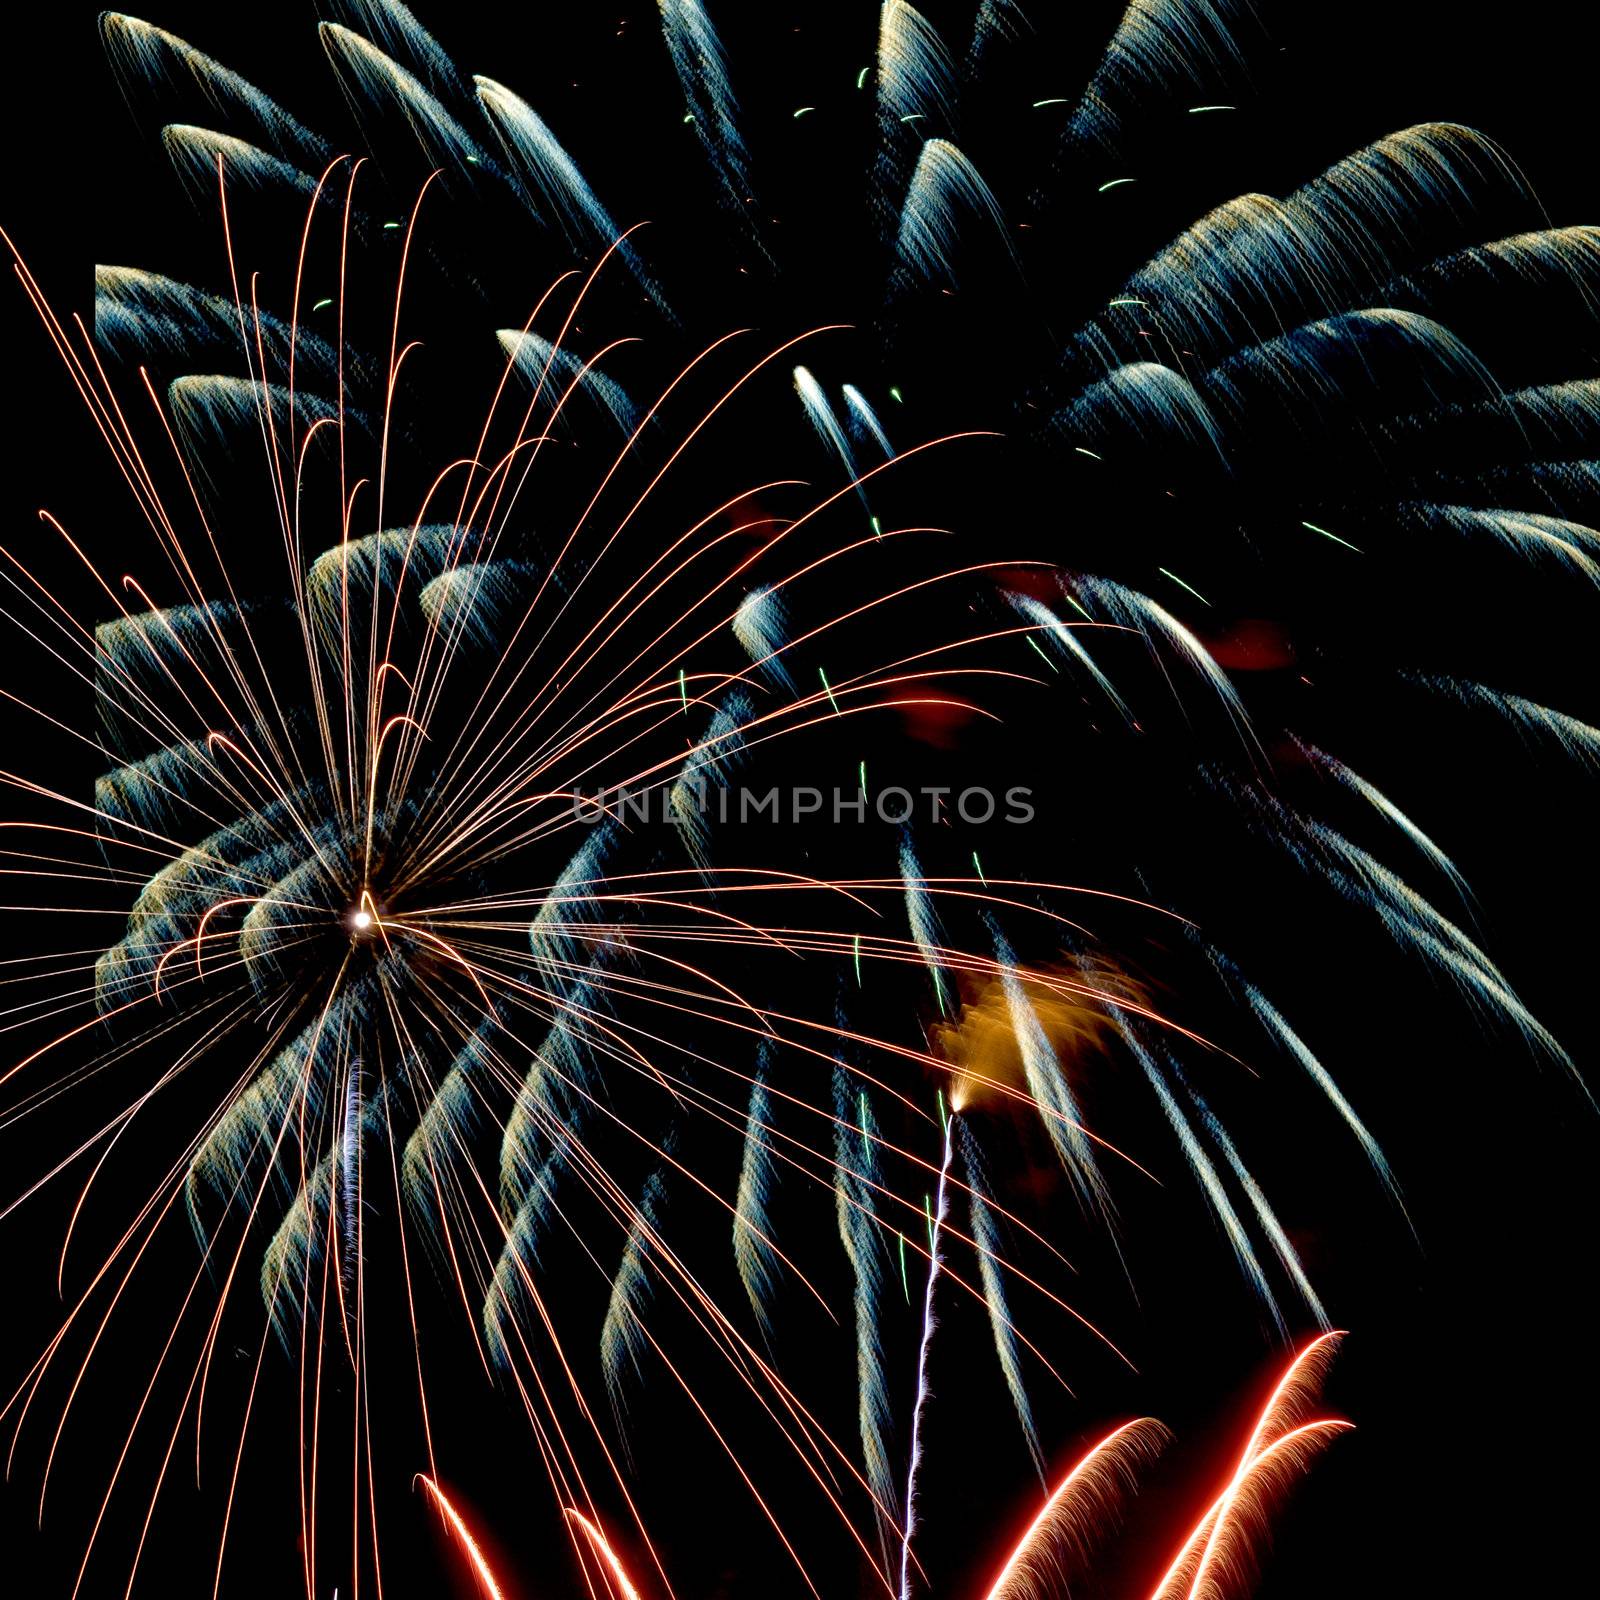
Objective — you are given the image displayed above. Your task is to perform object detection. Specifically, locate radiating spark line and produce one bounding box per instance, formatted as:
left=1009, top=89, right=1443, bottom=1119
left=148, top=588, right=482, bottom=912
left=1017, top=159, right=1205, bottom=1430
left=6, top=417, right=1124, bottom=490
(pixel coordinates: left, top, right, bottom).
left=417, top=1476, right=505, bottom=1600
left=566, top=1507, right=645, bottom=1600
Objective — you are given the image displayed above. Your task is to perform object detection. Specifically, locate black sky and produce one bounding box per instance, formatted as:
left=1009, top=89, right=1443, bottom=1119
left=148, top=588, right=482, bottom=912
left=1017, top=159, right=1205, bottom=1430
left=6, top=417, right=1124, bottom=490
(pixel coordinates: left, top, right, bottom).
left=1, top=5, right=1596, bottom=1597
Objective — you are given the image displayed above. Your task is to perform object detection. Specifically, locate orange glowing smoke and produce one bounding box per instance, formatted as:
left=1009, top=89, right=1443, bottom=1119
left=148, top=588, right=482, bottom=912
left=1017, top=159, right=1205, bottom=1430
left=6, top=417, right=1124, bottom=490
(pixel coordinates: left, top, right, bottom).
left=931, top=959, right=1141, bottom=1117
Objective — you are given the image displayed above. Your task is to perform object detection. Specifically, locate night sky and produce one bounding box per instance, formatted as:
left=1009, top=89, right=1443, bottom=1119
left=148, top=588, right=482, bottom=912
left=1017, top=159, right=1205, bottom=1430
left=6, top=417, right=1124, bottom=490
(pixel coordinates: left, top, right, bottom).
left=1, top=5, right=1596, bottom=1597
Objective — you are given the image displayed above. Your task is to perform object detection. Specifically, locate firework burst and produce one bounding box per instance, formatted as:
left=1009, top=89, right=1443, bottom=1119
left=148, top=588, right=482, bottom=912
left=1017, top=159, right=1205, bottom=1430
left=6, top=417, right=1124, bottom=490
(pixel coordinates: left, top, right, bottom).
left=0, top=3, right=1593, bottom=1596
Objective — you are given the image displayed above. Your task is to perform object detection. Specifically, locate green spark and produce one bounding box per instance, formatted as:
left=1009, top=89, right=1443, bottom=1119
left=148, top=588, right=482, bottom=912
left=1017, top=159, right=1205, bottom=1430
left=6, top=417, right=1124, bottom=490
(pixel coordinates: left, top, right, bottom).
left=897, top=1233, right=910, bottom=1301
left=856, top=67, right=870, bottom=90
left=311, top=298, right=333, bottom=312
left=853, top=933, right=863, bottom=988
left=888, top=386, right=904, bottom=404
left=1026, top=635, right=1058, bottom=672
left=859, top=1090, right=870, bottom=1155
left=1097, top=178, right=1136, bottom=193
left=899, top=113, right=925, bottom=124
left=1301, top=520, right=1363, bottom=553
left=1108, top=298, right=1146, bottom=308
left=1158, top=567, right=1211, bottom=606
left=972, top=851, right=986, bottom=886
left=859, top=759, right=868, bottom=795
left=819, top=666, right=840, bottom=715
left=678, top=668, right=688, bottom=710
left=1074, top=446, right=1103, bottom=459
left=382, top=221, right=402, bottom=230
left=936, top=1088, right=948, bottom=1134
left=793, top=106, right=815, bottom=118
left=1188, top=104, right=1237, bottom=113
left=924, top=1194, right=935, bottom=1254
left=870, top=514, right=883, bottom=539
left=1032, top=98, right=1069, bottom=108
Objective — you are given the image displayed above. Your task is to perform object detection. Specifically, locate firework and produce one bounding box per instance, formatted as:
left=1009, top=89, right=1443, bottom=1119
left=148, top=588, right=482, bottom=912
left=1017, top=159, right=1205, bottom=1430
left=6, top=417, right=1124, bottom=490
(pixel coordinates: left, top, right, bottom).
left=0, top=3, right=1592, bottom=1596
left=981, top=1336, right=1349, bottom=1600
left=411, top=1338, right=1348, bottom=1600
left=418, top=1475, right=506, bottom=1600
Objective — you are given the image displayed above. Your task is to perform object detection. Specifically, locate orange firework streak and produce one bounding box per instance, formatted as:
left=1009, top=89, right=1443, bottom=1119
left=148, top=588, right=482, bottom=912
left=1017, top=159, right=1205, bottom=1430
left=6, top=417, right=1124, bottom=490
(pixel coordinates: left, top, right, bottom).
left=566, top=1507, right=646, bottom=1600
left=418, top=1475, right=507, bottom=1600
left=405, top=1337, right=1348, bottom=1600
left=978, top=1334, right=1352, bottom=1600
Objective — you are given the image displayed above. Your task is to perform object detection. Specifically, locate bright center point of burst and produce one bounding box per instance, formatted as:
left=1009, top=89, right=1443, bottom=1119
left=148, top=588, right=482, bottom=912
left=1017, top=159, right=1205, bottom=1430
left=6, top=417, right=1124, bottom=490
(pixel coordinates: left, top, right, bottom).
left=351, top=909, right=373, bottom=932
